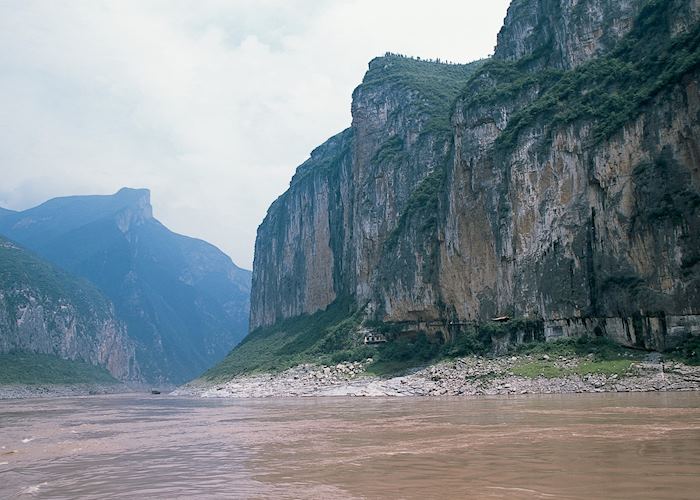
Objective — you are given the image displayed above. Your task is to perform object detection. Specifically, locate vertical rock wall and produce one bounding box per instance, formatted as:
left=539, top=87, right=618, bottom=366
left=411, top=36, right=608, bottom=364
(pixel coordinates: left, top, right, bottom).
left=249, top=0, right=700, bottom=351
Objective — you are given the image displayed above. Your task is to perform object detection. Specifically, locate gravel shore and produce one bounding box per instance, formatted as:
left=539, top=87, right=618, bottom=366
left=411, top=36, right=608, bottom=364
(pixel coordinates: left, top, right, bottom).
left=0, top=383, right=148, bottom=400
left=174, top=355, right=700, bottom=398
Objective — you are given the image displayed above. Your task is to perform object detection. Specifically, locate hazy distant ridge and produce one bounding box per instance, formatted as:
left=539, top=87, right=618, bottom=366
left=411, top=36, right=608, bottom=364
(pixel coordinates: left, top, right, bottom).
left=0, top=188, right=251, bottom=383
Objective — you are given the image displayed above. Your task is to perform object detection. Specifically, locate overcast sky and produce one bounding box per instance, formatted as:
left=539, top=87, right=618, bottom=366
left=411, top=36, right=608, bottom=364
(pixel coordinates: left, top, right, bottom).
left=0, top=0, right=511, bottom=268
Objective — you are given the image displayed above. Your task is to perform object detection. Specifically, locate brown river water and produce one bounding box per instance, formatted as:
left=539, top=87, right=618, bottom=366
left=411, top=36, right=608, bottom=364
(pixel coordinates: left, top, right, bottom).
left=1, top=393, right=699, bottom=499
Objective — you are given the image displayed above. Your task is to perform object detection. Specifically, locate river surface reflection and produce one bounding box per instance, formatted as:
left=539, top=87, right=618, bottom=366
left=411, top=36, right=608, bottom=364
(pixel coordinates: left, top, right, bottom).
left=1, top=392, right=700, bottom=499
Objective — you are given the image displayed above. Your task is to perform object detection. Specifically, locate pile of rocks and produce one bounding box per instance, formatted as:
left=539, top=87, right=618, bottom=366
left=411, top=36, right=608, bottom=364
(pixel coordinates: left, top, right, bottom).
left=175, top=360, right=375, bottom=398
left=176, top=355, right=700, bottom=398
left=375, top=355, right=700, bottom=397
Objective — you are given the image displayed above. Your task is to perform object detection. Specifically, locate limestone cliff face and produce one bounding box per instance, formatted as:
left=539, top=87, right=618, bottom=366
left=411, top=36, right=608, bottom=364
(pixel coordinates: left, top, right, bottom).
left=250, top=0, right=700, bottom=351
left=0, top=238, right=139, bottom=380
left=440, top=0, right=700, bottom=350
left=445, top=71, right=700, bottom=319
left=251, top=130, right=354, bottom=328
left=350, top=61, right=456, bottom=305
left=251, top=58, right=481, bottom=329
left=494, top=0, right=643, bottom=69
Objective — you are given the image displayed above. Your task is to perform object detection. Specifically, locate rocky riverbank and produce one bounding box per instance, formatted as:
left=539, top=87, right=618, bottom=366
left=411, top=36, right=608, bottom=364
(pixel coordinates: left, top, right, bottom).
left=175, top=354, right=700, bottom=398
left=0, top=383, right=152, bottom=400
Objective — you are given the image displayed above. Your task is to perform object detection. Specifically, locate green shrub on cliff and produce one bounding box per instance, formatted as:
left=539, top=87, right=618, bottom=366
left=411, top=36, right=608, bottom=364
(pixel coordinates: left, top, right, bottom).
left=0, top=352, right=117, bottom=385
left=367, top=326, right=493, bottom=376
left=460, top=0, right=700, bottom=153
left=372, top=136, right=406, bottom=165
left=362, top=54, right=485, bottom=135
left=670, top=336, right=700, bottom=365
left=383, top=165, right=447, bottom=252
left=443, top=328, right=492, bottom=358
left=368, top=333, right=440, bottom=374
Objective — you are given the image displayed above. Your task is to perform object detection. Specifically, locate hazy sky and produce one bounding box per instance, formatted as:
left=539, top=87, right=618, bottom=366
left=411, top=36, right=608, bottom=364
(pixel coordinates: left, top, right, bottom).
left=0, top=0, right=511, bottom=268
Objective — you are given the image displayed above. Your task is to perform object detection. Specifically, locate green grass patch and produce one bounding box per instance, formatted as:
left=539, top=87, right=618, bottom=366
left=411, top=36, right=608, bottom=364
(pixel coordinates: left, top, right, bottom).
left=573, top=359, right=634, bottom=376
left=514, top=336, right=644, bottom=361
left=510, top=337, right=641, bottom=378
left=202, top=298, right=367, bottom=381
left=369, top=336, right=639, bottom=379
left=0, top=352, right=117, bottom=385
left=511, top=361, right=567, bottom=379
left=207, top=315, right=543, bottom=379
left=511, top=358, right=634, bottom=379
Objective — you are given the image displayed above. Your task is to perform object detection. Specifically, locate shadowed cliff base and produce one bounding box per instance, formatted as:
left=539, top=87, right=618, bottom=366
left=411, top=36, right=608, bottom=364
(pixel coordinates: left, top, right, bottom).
left=202, top=296, right=699, bottom=388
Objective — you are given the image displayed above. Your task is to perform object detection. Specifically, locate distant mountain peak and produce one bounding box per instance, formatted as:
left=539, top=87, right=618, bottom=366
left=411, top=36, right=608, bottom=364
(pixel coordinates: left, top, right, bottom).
left=113, top=188, right=153, bottom=232
left=0, top=188, right=252, bottom=383
left=114, top=187, right=152, bottom=212
left=115, top=186, right=150, bottom=199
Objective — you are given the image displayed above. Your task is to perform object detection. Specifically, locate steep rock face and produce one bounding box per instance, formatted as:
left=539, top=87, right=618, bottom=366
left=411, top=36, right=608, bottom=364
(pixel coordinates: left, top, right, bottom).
left=349, top=60, right=461, bottom=304
left=251, top=129, right=354, bottom=328
left=441, top=0, right=700, bottom=349
left=250, top=58, right=482, bottom=329
left=0, top=189, right=251, bottom=383
left=250, top=0, right=700, bottom=352
left=494, top=0, right=645, bottom=69
left=0, top=237, right=138, bottom=380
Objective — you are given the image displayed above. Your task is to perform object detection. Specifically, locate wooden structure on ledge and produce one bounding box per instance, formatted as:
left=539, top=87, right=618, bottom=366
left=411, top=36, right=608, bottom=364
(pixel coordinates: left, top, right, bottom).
left=363, top=333, right=388, bottom=345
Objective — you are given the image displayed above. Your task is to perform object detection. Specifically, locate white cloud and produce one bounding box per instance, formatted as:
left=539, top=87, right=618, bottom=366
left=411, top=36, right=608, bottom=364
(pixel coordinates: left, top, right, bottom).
left=0, top=0, right=510, bottom=268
